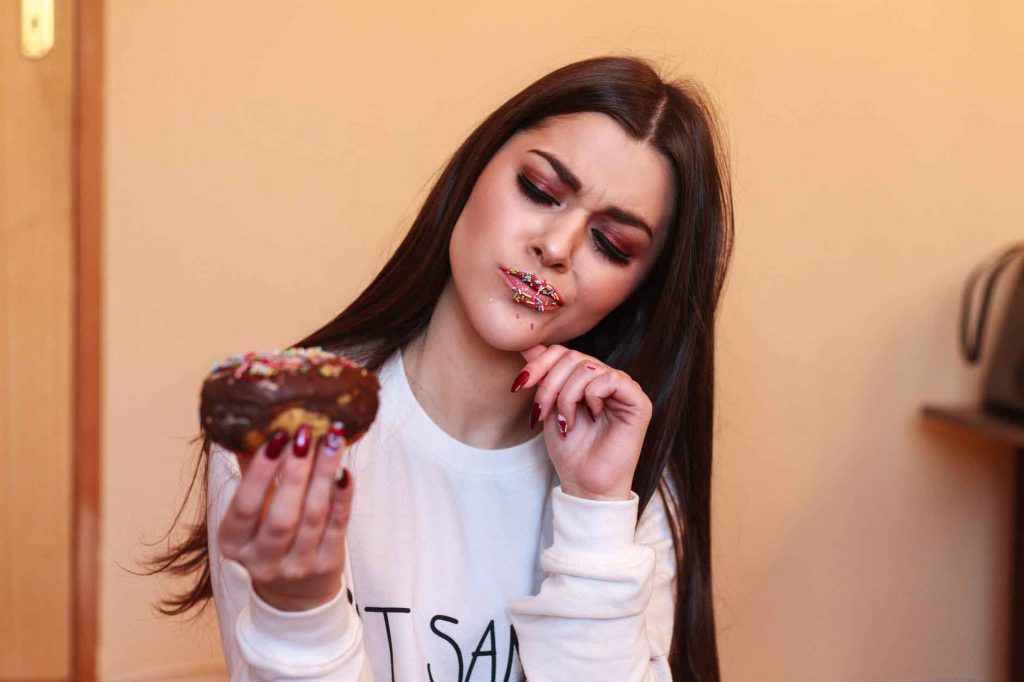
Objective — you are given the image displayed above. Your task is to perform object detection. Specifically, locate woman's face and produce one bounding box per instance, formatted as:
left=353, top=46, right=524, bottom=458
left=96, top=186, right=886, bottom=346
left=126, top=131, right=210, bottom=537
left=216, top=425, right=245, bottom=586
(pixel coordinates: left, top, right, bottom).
left=448, top=111, right=675, bottom=352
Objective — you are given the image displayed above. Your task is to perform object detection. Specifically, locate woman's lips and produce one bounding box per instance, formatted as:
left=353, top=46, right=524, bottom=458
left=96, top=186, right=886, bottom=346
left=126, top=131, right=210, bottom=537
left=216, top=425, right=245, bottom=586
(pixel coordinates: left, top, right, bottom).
left=499, top=267, right=562, bottom=313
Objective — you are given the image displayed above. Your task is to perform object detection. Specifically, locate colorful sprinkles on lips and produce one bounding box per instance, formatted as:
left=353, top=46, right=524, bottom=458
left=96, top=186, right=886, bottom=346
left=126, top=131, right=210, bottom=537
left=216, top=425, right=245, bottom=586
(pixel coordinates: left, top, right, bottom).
left=505, top=268, right=562, bottom=313
left=209, top=347, right=359, bottom=381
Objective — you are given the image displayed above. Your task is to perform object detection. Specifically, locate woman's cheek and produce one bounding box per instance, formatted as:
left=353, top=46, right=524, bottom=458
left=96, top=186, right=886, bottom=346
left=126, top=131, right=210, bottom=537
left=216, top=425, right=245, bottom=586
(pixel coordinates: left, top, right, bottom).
left=579, top=273, right=628, bottom=314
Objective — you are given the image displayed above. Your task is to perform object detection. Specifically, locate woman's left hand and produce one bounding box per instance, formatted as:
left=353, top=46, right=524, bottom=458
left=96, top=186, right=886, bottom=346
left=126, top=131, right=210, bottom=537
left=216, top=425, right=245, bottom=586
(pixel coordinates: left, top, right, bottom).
left=514, top=343, right=652, bottom=501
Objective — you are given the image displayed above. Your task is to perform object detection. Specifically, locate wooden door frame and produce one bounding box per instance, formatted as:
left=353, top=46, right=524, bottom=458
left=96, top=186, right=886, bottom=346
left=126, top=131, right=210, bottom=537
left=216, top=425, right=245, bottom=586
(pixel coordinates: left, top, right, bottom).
left=73, top=0, right=102, bottom=680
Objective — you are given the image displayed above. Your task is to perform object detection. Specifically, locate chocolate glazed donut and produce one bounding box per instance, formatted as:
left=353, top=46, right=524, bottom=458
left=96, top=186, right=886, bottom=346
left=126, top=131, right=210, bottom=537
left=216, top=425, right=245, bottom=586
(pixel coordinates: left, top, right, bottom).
left=199, top=348, right=381, bottom=458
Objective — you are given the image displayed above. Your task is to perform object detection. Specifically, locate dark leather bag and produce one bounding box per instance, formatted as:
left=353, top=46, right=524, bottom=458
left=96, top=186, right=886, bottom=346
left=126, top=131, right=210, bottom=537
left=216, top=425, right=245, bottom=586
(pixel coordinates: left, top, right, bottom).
left=960, top=242, right=1024, bottom=422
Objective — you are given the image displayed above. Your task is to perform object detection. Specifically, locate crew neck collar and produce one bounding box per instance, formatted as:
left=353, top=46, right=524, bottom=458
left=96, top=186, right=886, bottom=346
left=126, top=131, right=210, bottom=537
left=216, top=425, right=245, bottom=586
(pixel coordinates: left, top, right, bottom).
left=376, top=349, right=549, bottom=476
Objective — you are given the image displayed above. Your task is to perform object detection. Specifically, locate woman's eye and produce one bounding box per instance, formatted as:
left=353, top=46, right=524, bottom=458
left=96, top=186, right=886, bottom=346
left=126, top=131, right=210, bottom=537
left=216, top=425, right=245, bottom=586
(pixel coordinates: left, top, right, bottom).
left=516, top=173, right=559, bottom=206
left=516, top=172, right=631, bottom=265
left=591, top=229, right=631, bottom=264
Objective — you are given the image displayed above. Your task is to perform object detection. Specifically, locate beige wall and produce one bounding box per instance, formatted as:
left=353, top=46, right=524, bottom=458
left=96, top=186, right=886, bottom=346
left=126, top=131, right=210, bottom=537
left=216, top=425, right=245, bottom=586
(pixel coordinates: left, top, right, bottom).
left=103, top=1, right=1023, bottom=680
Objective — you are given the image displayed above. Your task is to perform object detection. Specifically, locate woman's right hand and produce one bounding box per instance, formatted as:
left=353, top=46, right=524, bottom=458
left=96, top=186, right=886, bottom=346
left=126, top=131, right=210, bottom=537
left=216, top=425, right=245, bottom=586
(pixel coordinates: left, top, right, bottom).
left=216, top=422, right=355, bottom=612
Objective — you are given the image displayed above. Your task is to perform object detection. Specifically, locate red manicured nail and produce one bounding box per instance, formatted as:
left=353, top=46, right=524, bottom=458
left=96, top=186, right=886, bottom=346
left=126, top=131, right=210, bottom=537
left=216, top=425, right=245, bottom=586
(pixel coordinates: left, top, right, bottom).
left=557, top=415, right=568, bottom=438
left=530, top=402, right=541, bottom=430
left=336, top=467, right=350, bottom=489
left=265, top=430, right=288, bottom=460
left=511, top=370, right=530, bottom=393
left=324, top=421, right=346, bottom=452
left=294, top=423, right=311, bottom=457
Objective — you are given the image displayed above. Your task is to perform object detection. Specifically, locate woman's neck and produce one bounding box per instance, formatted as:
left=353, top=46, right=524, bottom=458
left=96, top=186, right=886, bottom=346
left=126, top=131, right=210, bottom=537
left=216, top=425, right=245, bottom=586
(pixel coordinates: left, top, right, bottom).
left=401, top=279, right=537, bottom=450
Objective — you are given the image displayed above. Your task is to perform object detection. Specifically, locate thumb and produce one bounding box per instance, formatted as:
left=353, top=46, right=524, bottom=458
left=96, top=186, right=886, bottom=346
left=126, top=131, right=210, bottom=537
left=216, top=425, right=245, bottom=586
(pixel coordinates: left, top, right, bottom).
left=519, top=343, right=547, bottom=362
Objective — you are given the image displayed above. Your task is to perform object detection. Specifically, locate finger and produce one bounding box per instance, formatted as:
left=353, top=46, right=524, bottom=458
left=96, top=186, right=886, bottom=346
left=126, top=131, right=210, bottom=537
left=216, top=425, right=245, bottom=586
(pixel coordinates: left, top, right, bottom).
left=582, top=370, right=634, bottom=420
left=518, top=343, right=547, bottom=363
left=282, top=423, right=347, bottom=569
left=218, top=430, right=289, bottom=555
left=534, top=351, right=589, bottom=424
left=253, top=423, right=317, bottom=557
left=556, top=361, right=609, bottom=432
left=514, top=344, right=571, bottom=396
left=317, top=465, right=355, bottom=569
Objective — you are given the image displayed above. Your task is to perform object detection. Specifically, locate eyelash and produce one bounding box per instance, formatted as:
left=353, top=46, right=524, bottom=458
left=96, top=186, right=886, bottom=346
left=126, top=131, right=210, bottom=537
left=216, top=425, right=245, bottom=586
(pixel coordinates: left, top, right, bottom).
left=515, top=173, right=631, bottom=265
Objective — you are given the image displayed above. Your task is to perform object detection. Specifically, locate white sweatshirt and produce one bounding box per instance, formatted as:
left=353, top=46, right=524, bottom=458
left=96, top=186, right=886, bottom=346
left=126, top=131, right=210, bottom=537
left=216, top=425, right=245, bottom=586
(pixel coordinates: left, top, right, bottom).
left=206, top=348, right=679, bottom=681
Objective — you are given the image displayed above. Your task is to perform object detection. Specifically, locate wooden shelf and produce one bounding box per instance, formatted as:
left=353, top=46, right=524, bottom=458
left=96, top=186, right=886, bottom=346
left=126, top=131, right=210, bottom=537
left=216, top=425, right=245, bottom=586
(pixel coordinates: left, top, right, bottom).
left=922, top=402, right=1024, bottom=681
left=921, top=404, right=1024, bottom=448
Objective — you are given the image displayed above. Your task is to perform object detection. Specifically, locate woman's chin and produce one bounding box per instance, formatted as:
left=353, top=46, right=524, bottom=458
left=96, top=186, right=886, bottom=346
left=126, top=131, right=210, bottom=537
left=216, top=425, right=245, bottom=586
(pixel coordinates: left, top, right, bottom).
left=472, top=302, right=551, bottom=351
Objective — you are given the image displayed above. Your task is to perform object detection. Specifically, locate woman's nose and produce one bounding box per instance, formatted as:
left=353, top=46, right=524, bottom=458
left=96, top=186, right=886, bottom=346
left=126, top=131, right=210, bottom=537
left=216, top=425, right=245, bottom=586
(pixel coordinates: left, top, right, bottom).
left=531, top=215, right=583, bottom=271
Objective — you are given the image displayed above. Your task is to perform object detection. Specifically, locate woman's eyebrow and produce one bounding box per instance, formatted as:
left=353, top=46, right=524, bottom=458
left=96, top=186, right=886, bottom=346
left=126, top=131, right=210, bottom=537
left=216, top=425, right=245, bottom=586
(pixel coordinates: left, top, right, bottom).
left=527, top=148, right=654, bottom=240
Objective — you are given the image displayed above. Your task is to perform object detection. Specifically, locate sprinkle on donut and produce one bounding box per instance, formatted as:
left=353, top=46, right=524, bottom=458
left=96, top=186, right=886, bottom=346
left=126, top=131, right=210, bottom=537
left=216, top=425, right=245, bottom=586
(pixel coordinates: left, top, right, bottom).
left=209, top=347, right=360, bottom=381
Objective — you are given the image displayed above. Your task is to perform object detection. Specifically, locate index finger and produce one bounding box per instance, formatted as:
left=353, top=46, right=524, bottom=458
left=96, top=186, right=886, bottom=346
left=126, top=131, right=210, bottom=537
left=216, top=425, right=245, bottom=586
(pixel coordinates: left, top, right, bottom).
left=218, top=431, right=289, bottom=547
left=513, top=344, right=573, bottom=392
left=518, top=343, right=547, bottom=363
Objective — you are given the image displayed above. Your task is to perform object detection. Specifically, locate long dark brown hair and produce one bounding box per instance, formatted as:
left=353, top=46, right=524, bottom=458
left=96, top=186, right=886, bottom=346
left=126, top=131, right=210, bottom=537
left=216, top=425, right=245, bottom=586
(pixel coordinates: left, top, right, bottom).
left=139, top=54, right=733, bottom=682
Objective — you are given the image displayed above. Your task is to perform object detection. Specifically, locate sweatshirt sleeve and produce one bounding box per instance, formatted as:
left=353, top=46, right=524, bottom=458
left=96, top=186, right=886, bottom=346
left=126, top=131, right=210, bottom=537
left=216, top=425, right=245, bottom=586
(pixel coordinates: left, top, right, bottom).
left=506, top=478, right=679, bottom=682
left=206, top=443, right=376, bottom=681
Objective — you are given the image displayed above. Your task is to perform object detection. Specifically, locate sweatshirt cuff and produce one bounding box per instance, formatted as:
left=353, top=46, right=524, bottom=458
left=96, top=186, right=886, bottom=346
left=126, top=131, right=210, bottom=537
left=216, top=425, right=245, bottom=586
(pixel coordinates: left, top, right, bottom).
left=552, top=484, right=640, bottom=555
left=236, top=577, right=357, bottom=667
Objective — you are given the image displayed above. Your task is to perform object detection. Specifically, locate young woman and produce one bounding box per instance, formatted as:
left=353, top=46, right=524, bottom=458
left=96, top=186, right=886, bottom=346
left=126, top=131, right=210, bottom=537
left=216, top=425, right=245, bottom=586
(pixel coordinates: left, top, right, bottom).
left=144, top=54, right=733, bottom=681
